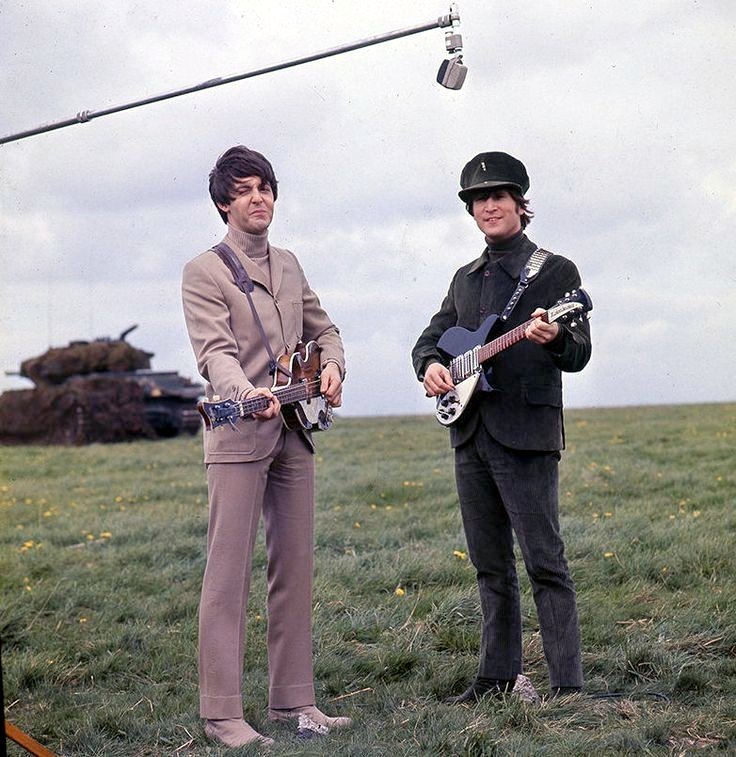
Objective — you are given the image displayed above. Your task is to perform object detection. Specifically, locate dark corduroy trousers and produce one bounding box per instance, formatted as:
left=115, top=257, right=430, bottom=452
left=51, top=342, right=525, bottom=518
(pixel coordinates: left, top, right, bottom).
left=454, top=431, right=583, bottom=688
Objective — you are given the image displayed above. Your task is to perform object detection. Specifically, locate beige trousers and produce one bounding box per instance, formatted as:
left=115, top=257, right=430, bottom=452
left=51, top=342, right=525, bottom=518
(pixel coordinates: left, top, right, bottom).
left=199, top=429, right=316, bottom=718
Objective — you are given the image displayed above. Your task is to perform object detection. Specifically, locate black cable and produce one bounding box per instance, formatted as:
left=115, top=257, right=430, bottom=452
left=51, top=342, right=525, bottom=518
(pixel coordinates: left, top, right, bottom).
left=589, top=691, right=671, bottom=703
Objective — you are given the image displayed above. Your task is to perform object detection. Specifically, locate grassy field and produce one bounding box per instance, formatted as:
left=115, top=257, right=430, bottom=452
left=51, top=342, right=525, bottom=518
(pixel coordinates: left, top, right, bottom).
left=1, top=403, right=735, bottom=755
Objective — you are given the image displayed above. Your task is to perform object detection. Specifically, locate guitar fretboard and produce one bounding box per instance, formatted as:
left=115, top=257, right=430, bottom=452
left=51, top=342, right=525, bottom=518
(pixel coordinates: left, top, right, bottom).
left=450, top=314, right=548, bottom=382
left=238, top=379, right=321, bottom=417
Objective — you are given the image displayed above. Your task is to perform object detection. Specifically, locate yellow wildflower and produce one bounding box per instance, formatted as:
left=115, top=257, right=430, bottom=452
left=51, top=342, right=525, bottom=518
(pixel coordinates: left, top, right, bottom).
left=453, top=550, right=468, bottom=560
left=394, top=586, right=405, bottom=597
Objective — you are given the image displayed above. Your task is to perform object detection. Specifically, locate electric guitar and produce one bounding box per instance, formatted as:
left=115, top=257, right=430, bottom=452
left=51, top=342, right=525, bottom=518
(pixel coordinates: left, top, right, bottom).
left=434, top=288, right=593, bottom=426
left=198, top=340, right=333, bottom=432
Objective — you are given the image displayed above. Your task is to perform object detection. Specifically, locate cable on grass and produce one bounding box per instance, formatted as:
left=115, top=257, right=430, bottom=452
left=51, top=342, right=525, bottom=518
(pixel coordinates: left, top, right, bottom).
left=589, top=691, right=671, bottom=703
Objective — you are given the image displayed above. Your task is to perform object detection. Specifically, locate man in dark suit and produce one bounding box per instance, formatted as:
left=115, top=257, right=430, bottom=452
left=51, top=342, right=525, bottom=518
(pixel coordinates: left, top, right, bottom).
left=412, top=152, right=591, bottom=702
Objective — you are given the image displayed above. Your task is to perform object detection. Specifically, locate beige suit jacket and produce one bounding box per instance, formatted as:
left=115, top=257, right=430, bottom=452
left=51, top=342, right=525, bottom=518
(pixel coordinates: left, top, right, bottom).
left=182, top=232, right=345, bottom=463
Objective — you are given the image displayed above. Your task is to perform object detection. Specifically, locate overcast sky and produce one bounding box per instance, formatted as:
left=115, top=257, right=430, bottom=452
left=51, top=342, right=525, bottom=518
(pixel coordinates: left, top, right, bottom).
left=1, top=1, right=734, bottom=417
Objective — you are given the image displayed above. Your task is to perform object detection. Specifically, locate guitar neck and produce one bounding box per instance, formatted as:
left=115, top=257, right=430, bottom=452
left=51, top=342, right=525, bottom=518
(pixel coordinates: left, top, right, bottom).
left=451, top=313, right=548, bottom=381
left=476, top=313, right=546, bottom=363
left=238, top=378, right=321, bottom=417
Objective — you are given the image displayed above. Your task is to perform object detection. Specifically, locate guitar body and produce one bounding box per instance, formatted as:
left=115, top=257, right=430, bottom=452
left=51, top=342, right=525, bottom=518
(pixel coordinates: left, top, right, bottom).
left=435, top=314, right=500, bottom=424
left=275, top=341, right=332, bottom=432
left=437, top=313, right=500, bottom=359
left=432, top=288, right=593, bottom=427
left=198, top=340, right=332, bottom=432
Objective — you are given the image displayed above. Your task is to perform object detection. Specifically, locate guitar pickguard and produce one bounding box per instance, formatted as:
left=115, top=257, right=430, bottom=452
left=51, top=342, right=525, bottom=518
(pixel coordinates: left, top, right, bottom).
left=286, top=395, right=333, bottom=432
left=436, top=373, right=481, bottom=426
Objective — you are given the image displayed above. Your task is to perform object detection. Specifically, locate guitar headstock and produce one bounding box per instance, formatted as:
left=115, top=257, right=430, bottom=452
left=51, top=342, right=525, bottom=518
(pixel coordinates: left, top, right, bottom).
left=546, top=288, right=593, bottom=328
left=197, top=397, right=242, bottom=430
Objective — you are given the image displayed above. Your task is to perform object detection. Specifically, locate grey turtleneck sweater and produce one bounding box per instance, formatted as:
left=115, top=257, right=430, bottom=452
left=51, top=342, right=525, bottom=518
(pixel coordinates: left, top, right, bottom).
left=225, top=225, right=272, bottom=290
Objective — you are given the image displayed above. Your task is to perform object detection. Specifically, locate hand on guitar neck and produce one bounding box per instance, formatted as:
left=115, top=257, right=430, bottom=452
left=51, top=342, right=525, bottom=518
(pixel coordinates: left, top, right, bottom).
left=244, top=386, right=281, bottom=421
left=524, top=307, right=560, bottom=346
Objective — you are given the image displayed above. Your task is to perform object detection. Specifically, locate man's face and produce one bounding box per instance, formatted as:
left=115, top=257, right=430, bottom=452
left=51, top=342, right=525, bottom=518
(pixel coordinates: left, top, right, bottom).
left=217, top=176, right=275, bottom=234
left=471, top=188, right=523, bottom=243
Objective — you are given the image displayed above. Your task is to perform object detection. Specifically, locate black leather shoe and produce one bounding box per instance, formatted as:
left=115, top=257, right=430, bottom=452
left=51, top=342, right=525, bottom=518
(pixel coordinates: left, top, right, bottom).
left=442, top=677, right=516, bottom=704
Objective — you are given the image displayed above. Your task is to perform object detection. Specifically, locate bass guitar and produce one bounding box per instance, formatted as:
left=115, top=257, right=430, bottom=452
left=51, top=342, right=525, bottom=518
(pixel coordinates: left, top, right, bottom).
left=435, top=288, right=592, bottom=426
left=198, top=340, right=332, bottom=432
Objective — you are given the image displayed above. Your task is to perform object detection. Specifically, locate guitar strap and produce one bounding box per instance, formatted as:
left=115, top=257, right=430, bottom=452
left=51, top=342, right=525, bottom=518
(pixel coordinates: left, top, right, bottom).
left=211, top=242, right=292, bottom=379
left=499, top=247, right=552, bottom=322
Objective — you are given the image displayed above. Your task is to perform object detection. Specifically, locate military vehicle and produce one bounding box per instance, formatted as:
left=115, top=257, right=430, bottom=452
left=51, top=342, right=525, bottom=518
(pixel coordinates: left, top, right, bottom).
left=0, top=325, right=203, bottom=444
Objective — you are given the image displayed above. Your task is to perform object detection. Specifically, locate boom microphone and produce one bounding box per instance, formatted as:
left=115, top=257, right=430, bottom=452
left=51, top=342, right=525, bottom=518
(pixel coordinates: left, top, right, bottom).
left=437, top=3, right=467, bottom=90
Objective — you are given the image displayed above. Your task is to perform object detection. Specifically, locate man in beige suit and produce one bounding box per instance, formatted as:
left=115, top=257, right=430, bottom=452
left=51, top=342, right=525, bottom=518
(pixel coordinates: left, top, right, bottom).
left=182, top=145, right=349, bottom=748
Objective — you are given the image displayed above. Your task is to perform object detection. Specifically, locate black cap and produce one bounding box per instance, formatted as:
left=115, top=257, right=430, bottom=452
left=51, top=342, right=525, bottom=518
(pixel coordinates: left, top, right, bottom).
left=458, top=152, right=529, bottom=202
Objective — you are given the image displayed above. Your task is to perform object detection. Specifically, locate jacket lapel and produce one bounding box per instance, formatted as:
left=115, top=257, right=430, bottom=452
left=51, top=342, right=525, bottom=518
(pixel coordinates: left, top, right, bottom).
left=269, top=245, right=284, bottom=298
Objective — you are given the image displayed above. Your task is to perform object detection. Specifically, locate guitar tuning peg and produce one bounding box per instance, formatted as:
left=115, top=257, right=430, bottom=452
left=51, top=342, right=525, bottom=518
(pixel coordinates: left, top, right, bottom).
left=565, top=291, right=570, bottom=298
left=213, top=394, right=221, bottom=402
left=204, top=396, right=210, bottom=403
left=570, top=320, right=578, bottom=328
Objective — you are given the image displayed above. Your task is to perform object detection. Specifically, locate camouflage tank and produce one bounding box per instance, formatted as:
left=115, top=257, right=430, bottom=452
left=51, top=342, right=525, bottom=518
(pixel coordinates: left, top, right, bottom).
left=0, top=325, right=203, bottom=444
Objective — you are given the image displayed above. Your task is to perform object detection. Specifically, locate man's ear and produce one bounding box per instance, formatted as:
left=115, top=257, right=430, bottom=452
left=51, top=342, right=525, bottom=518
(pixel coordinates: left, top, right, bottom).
left=216, top=201, right=230, bottom=214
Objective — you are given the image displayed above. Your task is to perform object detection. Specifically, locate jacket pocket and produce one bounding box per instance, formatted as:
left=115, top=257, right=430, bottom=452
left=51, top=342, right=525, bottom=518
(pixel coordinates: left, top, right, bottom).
left=523, top=383, right=562, bottom=408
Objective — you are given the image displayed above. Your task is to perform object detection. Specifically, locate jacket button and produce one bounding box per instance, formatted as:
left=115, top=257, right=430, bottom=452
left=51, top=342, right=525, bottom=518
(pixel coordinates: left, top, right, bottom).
left=484, top=270, right=490, bottom=277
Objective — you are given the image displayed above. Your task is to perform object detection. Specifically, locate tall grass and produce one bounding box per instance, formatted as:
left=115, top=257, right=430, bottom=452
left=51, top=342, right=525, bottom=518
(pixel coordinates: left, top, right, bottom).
left=1, top=403, right=734, bottom=755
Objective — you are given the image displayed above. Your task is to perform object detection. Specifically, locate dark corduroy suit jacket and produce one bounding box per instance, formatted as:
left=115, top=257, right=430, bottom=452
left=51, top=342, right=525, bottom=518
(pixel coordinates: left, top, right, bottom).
left=412, top=234, right=591, bottom=451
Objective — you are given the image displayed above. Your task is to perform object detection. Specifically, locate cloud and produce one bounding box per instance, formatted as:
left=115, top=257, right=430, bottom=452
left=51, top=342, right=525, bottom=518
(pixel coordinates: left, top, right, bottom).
left=1, top=0, right=735, bottom=416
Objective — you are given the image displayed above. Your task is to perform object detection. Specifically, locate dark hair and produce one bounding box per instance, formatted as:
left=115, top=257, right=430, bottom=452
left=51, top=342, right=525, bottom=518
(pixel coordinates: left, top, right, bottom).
left=209, top=145, right=279, bottom=223
left=465, top=187, right=534, bottom=228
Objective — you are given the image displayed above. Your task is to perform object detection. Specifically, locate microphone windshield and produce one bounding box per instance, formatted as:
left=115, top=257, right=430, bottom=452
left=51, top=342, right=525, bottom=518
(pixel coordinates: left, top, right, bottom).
left=437, top=56, right=467, bottom=90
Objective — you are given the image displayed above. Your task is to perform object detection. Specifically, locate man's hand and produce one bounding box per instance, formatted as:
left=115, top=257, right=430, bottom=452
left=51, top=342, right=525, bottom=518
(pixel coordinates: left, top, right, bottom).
left=423, top=362, right=454, bottom=397
left=320, top=362, right=343, bottom=407
left=525, top=308, right=559, bottom=345
left=245, top=386, right=281, bottom=421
